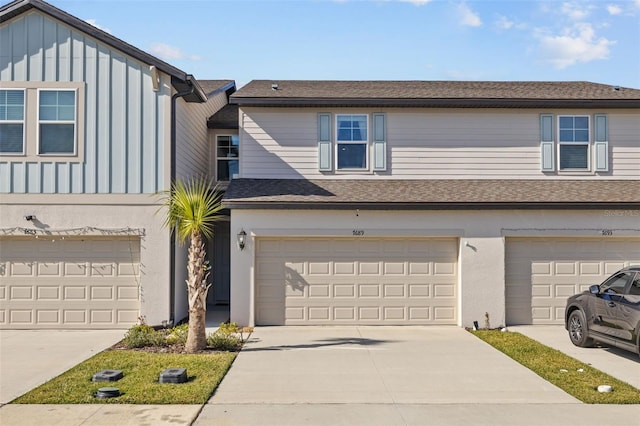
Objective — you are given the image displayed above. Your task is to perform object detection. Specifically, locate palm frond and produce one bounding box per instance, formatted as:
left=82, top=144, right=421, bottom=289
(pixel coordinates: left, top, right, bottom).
left=156, top=176, right=224, bottom=244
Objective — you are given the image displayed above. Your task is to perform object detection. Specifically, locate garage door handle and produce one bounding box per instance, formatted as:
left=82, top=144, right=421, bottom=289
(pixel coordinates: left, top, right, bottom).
left=608, top=302, right=616, bottom=307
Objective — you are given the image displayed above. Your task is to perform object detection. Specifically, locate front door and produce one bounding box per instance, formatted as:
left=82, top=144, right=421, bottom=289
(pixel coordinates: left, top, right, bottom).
left=208, top=220, right=230, bottom=305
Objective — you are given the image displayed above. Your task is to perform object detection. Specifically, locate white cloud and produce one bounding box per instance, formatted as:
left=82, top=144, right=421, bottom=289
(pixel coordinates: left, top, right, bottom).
left=606, top=4, right=622, bottom=15
left=560, top=2, right=591, bottom=20
left=397, top=0, right=432, bottom=5
left=538, top=23, right=614, bottom=69
left=457, top=2, right=481, bottom=27
left=150, top=43, right=201, bottom=61
left=85, top=19, right=111, bottom=34
left=496, top=15, right=514, bottom=30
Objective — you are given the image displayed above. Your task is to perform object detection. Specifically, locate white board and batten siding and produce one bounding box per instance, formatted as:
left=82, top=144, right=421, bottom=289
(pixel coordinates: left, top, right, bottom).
left=505, top=237, right=640, bottom=325
left=0, top=10, right=170, bottom=194
left=239, top=107, right=640, bottom=180
left=255, top=237, right=458, bottom=325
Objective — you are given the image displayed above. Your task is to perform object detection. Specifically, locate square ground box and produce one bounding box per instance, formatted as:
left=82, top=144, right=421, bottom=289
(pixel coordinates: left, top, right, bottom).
left=92, top=370, right=123, bottom=382
left=159, top=368, right=187, bottom=383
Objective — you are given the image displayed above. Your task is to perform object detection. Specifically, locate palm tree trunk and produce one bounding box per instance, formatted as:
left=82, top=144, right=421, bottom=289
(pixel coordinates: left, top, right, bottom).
left=184, top=230, right=210, bottom=353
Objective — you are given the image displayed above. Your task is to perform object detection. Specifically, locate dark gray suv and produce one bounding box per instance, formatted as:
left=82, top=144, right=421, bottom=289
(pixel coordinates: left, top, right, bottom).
left=565, top=265, right=640, bottom=355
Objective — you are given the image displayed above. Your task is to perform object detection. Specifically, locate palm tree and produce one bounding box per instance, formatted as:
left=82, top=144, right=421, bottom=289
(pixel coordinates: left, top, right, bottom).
left=158, top=177, right=223, bottom=353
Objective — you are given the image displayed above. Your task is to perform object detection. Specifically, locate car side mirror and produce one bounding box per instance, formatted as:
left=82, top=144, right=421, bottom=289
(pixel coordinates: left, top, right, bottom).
left=589, top=284, right=600, bottom=295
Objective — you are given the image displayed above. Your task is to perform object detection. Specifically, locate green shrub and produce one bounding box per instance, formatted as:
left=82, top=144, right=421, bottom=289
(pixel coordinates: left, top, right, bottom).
left=217, top=322, right=241, bottom=335
left=207, top=332, right=242, bottom=351
left=123, top=324, right=166, bottom=348
left=166, top=323, right=189, bottom=345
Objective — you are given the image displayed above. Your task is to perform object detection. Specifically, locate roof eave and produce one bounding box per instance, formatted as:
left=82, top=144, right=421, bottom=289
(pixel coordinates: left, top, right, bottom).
left=230, top=98, right=640, bottom=108
left=1, top=0, right=206, bottom=101
left=223, top=201, right=640, bottom=210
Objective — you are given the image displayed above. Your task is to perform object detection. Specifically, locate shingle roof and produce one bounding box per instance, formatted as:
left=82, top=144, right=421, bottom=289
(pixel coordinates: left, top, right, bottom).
left=199, top=80, right=235, bottom=96
left=231, top=80, right=640, bottom=108
left=223, top=179, right=640, bottom=209
left=208, top=104, right=239, bottom=129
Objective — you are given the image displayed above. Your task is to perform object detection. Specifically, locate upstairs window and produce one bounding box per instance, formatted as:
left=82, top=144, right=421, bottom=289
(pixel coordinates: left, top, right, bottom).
left=38, top=89, right=76, bottom=155
left=337, top=114, right=368, bottom=170
left=216, top=135, right=239, bottom=180
left=0, top=89, right=25, bottom=154
left=558, top=115, right=589, bottom=170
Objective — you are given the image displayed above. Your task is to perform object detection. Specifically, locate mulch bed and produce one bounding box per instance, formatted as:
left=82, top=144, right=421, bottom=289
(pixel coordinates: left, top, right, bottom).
left=109, top=340, right=233, bottom=354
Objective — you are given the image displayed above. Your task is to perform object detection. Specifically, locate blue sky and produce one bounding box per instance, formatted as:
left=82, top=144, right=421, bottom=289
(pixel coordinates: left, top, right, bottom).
left=49, top=0, right=640, bottom=89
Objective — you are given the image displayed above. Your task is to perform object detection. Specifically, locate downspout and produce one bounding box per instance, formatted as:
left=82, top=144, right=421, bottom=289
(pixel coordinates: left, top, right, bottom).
left=169, top=81, right=195, bottom=325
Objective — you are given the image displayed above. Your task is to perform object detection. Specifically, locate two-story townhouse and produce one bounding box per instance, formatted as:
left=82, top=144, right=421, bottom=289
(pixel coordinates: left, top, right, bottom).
left=0, top=0, right=235, bottom=329
left=224, top=80, right=640, bottom=328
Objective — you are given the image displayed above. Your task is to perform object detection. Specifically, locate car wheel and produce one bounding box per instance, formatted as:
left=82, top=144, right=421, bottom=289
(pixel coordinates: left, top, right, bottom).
left=568, top=310, right=594, bottom=348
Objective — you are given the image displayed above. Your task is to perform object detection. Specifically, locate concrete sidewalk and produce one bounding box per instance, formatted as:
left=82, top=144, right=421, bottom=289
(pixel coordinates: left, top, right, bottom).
left=0, top=329, right=125, bottom=405
left=0, top=404, right=202, bottom=426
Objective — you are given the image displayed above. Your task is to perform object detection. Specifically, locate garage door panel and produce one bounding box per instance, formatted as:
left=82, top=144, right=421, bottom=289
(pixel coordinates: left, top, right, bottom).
left=335, top=262, right=356, bottom=275
left=434, top=262, right=456, bottom=275
left=37, top=310, right=59, bottom=324
left=409, top=284, right=429, bottom=297
left=1, top=237, right=140, bottom=329
left=506, top=238, right=640, bottom=325
left=38, top=286, right=60, bottom=299
left=434, top=284, right=455, bottom=298
left=359, top=284, right=380, bottom=297
left=11, top=262, right=34, bottom=276
left=434, top=306, right=456, bottom=320
left=359, top=262, right=381, bottom=275
left=359, top=307, right=380, bottom=320
left=257, top=237, right=458, bottom=325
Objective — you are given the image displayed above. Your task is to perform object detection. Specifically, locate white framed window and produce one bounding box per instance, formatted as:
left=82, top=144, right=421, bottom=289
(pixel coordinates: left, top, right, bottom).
left=0, top=89, right=25, bottom=154
left=336, top=114, right=368, bottom=170
left=558, top=115, right=590, bottom=170
left=216, top=134, right=239, bottom=180
left=38, top=89, right=77, bottom=155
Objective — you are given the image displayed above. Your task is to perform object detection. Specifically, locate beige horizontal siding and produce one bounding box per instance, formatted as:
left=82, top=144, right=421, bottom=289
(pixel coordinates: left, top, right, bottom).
left=176, top=90, right=229, bottom=181
left=240, top=107, right=640, bottom=180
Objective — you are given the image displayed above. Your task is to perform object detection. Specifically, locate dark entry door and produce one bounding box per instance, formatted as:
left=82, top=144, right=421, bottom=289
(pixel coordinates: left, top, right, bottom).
left=209, top=220, right=230, bottom=304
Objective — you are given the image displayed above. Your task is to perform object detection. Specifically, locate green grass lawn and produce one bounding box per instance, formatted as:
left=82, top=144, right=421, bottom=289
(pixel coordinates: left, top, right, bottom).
left=13, top=349, right=236, bottom=404
left=472, top=330, right=640, bottom=404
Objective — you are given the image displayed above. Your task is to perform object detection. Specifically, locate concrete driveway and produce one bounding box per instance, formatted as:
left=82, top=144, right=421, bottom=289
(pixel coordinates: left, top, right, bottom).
left=196, top=326, right=634, bottom=425
left=206, top=326, right=576, bottom=405
left=0, top=329, right=125, bottom=404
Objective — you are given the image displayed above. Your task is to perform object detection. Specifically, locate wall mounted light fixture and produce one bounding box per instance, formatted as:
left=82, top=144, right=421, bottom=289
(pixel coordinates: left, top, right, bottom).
left=24, top=215, right=36, bottom=221
left=237, top=229, right=247, bottom=250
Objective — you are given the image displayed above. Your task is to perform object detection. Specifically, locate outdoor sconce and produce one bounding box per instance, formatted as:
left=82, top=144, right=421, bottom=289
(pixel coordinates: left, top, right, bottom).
left=237, top=229, right=247, bottom=250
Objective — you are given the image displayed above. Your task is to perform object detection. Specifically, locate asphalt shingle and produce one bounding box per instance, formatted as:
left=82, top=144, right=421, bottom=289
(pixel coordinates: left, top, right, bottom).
left=233, top=80, right=640, bottom=100
left=223, top=179, right=640, bottom=209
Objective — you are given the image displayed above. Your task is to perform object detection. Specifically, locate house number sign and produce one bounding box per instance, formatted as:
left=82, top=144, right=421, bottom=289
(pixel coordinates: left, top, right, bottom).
left=352, top=229, right=365, bottom=236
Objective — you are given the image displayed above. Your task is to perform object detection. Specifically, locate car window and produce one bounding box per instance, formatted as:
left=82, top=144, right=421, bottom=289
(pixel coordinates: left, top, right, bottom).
left=628, top=274, right=640, bottom=296
left=601, top=272, right=633, bottom=295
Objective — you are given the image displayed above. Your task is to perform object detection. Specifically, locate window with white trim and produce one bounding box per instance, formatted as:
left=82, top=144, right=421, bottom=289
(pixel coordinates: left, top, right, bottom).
left=216, top=134, right=239, bottom=180
left=0, top=89, right=25, bottom=154
left=336, top=114, right=368, bottom=170
left=38, top=89, right=77, bottom=155
left=558, top=115, right=590, bottom=170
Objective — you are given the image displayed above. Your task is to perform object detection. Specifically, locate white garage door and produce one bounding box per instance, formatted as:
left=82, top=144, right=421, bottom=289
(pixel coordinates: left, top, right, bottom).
left=255, top=237, right=458, bottom=325
left=0, top=237, right=140, bottom=329
left=506, top=237, right=640, bottom=325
